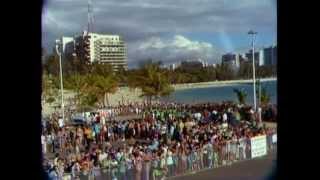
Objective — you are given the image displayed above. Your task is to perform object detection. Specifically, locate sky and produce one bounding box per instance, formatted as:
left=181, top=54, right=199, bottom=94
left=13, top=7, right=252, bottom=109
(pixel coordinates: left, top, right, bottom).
left=42, top=0, right=277, bottom=68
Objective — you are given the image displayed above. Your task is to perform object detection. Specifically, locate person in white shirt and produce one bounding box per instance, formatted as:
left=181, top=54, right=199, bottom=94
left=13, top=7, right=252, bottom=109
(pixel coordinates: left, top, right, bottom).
left=101, top=116, right=106, bottom=126
left=58, top=118, right=64, bottom=128
left=98, top=151, right=108, bottom=163
left=41, top=134, right=47, bottom=154
left=71, top=162, right=81, bottom=178
left=223, top=113, right=228, bottom=122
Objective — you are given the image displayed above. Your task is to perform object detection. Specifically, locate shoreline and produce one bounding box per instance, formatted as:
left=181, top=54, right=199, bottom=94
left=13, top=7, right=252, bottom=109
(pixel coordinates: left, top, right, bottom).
left=173, top=77, right=277, bottom=90
left=42, top=77, right=277, bottom=115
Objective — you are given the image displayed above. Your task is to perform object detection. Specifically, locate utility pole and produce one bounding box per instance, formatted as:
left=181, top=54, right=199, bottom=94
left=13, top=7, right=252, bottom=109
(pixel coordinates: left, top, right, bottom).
left=55, top=40, right=65, bottom=123
left=248, top=30, right=258, bottom=111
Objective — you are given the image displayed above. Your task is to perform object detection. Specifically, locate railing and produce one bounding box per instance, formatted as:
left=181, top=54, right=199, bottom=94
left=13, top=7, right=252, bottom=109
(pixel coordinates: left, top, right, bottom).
left=62, top=133, right=276, bottom=180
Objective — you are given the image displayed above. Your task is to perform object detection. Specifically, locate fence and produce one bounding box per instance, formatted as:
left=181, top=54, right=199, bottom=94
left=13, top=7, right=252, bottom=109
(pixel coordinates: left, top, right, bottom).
left=63, top=133, right=277, bottom=180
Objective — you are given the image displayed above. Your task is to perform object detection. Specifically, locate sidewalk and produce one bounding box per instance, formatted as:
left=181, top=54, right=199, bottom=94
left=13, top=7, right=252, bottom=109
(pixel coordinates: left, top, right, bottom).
left=170, top=153, right=276, bottom=180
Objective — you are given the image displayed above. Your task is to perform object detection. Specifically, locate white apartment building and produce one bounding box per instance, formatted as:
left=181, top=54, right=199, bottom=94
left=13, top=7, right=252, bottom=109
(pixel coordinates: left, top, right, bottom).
left=83, top=32, right=127, bottom=71
left=56, top=32, right=128, bottom=71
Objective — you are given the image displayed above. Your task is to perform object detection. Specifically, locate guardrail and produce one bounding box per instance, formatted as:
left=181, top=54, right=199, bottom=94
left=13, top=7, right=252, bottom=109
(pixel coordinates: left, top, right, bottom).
left=61, top=133, right=276, bottom=180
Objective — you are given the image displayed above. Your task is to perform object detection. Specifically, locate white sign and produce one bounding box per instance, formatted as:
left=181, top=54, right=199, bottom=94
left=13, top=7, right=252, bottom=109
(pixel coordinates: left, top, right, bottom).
left=272, top=134, right=277, bottom=143
left=250, top=135, right=267, bottom=158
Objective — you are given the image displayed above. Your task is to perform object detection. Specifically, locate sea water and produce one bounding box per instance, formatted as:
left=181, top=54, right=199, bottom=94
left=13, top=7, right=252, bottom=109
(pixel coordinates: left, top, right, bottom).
left=164, top=80, right=277, bottom=104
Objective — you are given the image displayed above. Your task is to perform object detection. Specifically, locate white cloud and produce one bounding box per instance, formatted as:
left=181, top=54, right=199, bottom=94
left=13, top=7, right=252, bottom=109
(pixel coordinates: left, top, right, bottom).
left=129, top=35, right=222, bottom=66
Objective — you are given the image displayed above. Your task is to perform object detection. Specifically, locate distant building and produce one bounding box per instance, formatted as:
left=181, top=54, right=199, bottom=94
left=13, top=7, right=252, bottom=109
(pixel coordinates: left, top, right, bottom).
left=182, top=58, right=208, bottom=68
left=263, top=45, right=277, bottom=66
left=245, top=50, right=260, bottom=66
left=169, top=63, right=177, bottom=70
left=221, top=53, right=241, bottom=68
left=272, top=45, right=277, bottom=65
left=259, top=49, right=265, bottom=66
left=55, top=37, right=75, bottom=61
left=180, top=61, right=203, bottom=70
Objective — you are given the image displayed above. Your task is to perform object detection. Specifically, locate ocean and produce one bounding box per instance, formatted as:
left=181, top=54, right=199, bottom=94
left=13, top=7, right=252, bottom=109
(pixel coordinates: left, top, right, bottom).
left=163, top=80, right=277, bottom=104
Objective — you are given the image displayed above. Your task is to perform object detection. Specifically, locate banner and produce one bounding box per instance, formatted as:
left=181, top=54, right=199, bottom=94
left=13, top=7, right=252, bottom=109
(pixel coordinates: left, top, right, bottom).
left=272, top=134, right=277, bottom=143
left=250, top=135, right=267, bottom=158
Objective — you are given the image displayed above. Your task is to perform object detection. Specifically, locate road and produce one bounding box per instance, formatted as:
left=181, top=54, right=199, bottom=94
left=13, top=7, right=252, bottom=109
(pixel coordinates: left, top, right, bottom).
left=170, top=153, right=277, bottom=180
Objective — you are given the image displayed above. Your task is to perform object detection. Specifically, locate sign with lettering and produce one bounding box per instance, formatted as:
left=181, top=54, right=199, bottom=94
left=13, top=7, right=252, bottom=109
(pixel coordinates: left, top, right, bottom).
left=250, top=135, right=267, bottom=158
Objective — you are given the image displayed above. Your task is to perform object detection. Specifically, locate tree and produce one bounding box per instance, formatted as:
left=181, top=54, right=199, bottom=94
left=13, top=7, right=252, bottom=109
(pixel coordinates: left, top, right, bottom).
left=260, top=87, right=271, bottom=106
left=129, top=62, right=174, bottom=105
left=80, top=90, right=99, bottom=110
left=233, top=88, right=247, bottom=105
left=43, top=55, right=60, bottom=76
left=216, top=64, right=235, bottom=80
left=90, top=62, right=113, bottom=77
left=90, top=74, right=118, bottom=108
left=65, top=73, right=87, bottom=109
left=115, top=66, right=128, bottom=86
left=42, top=73, right=58, bottom=105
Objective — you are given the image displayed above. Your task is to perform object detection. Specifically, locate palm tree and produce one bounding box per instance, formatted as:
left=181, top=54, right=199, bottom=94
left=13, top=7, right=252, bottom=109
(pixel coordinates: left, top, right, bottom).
left=129, top=62, right=174, bottom=105
left=91, top=74, right=118, bottom=108
left=233, top=88, right=247, bottom=105
left=260, top=87, right=271, bottom=106
left=65, top=73, right=87, bottom=109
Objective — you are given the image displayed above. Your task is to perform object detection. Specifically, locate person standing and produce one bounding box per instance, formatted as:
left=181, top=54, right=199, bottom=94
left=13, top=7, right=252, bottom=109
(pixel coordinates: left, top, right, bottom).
left=92, top=161, right=102, bottom=180
left=56, top=159, right=65, bottom=180
left=48, top=166, right=59, bottom=180
left=207, top=141, right=213, bottom=168
left=126, top=154, right=134, bottom=180
left=160, top=153, right=167, bottom=179
left=71, top=161, right=81, bottom=179
left=166, top=149, right=174, bottom=177
left=134, top=153, right=143, bottom=180
left=42, top=134, right=47, bottom=155
left=143, top=150, right=152, bottom=180
left=110, top=156, right=119, bottom=180
left=118, top=156, right=127, bottom=180
left=181, top=148, right=188, bottom=174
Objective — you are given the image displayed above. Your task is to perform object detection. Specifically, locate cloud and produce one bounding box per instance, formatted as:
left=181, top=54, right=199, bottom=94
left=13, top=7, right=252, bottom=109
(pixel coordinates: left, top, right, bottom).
left=128, top=35, right=222, bottom=67
left=42, top=0, right=276, bottom=67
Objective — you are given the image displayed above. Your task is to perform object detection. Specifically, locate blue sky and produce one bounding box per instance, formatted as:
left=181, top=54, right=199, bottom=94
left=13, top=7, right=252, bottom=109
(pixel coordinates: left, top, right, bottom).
left=42, top=0, right=277, bottom=67
left=180, top=31, right=277, bottom=53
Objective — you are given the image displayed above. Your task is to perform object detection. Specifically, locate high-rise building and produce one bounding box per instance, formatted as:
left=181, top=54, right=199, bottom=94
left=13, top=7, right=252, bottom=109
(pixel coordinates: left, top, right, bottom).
left=272, top=46, right=277, bottom=65
left=221, top=53, right=241, bottom=68
left=57, top=31, right=128, bottom=71
left=245, top=50, right=260, bottom=66
left=263, top=45, right=277, bottom=66
left=81, top=32, right=127, bottom=71
left=169, top=63, right=177, bottom=70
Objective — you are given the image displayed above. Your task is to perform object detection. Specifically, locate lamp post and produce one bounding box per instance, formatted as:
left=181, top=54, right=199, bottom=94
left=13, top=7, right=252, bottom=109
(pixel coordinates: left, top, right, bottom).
left=55, top=40, right=65, bottom=123
left=248, top=30, right=257, bottom=111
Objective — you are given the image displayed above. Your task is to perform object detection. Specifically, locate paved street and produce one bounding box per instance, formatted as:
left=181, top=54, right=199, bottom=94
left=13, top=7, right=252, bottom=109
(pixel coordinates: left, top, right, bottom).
left=170, top=153, right=277, bottom=180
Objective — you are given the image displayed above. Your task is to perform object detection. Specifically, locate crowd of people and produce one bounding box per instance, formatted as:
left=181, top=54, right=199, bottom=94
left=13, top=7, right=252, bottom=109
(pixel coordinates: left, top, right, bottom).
left=42, top=101, right=277, bottom=180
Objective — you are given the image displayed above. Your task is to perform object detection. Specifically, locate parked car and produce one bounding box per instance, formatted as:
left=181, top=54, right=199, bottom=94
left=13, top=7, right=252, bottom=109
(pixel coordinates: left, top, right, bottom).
left=70, top=115, right=87, bottom=126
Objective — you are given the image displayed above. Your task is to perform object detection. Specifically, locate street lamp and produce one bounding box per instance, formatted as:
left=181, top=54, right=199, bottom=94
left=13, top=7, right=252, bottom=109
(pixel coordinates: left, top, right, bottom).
left=55, top=40, right=65, bottom=123
left=248, top=30, right=257, bottom=111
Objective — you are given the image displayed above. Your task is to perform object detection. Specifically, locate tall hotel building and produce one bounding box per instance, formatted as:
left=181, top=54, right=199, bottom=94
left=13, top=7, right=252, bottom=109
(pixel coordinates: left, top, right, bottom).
left=57, top=31, right=128, bottom=71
